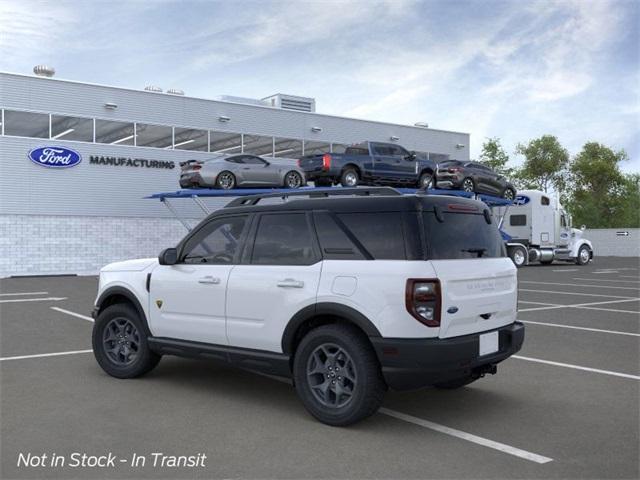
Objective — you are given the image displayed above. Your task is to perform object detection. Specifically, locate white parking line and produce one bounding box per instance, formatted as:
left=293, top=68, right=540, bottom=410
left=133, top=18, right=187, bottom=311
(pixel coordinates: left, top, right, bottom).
left=379, top=408, right=553, bottom=464
left=621, top=275, right=640, bottom=279
left=0, top=291, right=49, bottom=296
left=593, top=271, right=619, bottom=274
left=521, top=281, right=639, bottom=291
left=519, top=320, right=640, bottom=337
left=574, top=306, right=639, bottom=315
left=519, top=289, right=636, bottom=299
left=573, top=277, right=639, bottom=284
left=51, top=307, right=94, bottom=322
left=0, top=297, right=68, bottom=304
left=0, top=349, right=93, bottom=362
left=513, top=356, right=640, bottom=380
left=518, top=297, right=640, bottom=312
left=552, top=269, right=579, bottom=272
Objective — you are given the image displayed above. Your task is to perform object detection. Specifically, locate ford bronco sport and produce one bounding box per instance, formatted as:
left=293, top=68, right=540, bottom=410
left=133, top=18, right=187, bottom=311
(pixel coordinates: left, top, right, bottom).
left=92, top=188, right=524, bottom=426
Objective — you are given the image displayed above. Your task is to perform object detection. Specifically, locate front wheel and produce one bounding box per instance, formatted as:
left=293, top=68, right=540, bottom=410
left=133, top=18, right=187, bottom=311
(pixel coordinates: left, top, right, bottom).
left=293, top=324, right=386, bottom=426
left=92, top=304, right=160, bottom=379
left=461, top=177, right=475, bottom=193
left=576, top=245, right=591, bottom=265
left=340, top=168, right=359, bottom=187
left=284, top=171, right=303, bottom=189
left=216, top=171, right=236, bottom=190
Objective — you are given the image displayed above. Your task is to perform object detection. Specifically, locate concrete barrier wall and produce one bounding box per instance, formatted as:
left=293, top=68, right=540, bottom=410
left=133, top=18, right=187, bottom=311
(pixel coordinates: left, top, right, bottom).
left=584, top=228, right=640, bottom=257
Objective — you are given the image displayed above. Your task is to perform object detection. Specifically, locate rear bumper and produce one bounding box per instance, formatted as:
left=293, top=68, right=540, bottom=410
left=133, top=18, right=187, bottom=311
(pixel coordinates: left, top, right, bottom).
left=179, top=173, right=206, bottom=188
left=434, top=175, right=463, bottom=189
left=370, top=322, right=525, bottom=391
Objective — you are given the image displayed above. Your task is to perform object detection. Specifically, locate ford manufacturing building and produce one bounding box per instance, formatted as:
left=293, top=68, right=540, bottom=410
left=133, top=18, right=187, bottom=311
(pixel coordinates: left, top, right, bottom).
left=0, top=69, right=470, bottom=278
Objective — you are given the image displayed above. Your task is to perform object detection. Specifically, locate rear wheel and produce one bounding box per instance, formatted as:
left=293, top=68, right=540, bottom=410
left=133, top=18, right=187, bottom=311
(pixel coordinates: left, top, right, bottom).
left=340, top=168, right=359, bottom=187
left=461, top=177, right=475, bottom=193
left=418, top=171, right=434, bottom=189
left=284, top=171, right=303, bottom=189
left=92, top=304, right=160, bottom=379
left=216, top=171, right=236, bottom=190
left=576, top=245, right=591, bottom=265
left=293, top=324, right=386, bottom=426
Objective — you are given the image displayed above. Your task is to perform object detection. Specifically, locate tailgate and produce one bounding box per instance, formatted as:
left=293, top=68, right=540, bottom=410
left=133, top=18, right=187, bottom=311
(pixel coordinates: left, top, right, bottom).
left=298, top=155, right=324, bottom=171
left=430, top=258, right=517, bottom=338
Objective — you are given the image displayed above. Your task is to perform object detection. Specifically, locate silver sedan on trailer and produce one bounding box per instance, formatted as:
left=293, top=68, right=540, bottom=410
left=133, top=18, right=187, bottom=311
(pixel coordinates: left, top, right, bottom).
left=179, top=154, right=307, bottom=189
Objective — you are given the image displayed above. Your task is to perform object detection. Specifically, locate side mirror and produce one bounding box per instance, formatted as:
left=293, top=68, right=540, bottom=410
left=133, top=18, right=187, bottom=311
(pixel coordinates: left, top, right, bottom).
left=159, top=247, right=178, bottom=265
left=406, top=151, right=416, bottom=161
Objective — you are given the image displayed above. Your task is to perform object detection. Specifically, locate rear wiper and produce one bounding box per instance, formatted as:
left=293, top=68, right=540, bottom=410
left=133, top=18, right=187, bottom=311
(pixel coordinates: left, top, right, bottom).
left=461, top=248, right=487, bottom=258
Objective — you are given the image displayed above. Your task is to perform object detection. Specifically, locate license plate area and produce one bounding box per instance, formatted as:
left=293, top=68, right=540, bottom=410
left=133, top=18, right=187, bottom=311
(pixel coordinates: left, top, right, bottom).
left=479, top=331, right=499, bottom=356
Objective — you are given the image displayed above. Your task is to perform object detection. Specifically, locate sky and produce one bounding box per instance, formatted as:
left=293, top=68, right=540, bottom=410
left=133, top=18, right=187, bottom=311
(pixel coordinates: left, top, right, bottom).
left=1, top=0, right=638, bottom=172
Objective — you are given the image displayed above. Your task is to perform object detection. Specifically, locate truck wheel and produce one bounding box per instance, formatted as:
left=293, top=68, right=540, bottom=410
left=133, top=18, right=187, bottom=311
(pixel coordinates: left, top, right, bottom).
left=576, top=245, right=591, bottom=265
left=434, top=376, right=477, bottom=389
left=418, top=172, right=434, bottom=189
left=507, top=245, right=527, bottom=268
left=92, top=304, right=161, bottom=379
left=293, top=324, right=386, bottom=426
left=216, top=171, right=236, bottom=189
left=340, top=168, right=359, bottom=187
left=461, top=177, right=475, bottom=192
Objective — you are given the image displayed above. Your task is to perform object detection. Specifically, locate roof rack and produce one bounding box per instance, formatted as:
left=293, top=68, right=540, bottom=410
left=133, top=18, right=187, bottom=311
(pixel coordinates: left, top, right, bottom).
left=224, top=187, right=402, bottom=208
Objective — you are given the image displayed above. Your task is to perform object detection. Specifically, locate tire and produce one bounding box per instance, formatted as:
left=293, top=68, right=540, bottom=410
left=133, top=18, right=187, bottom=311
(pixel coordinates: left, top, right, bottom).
left=434, top=376, right=478, bottom=389
left=314, top=178, right=333, bottom=187
left=284, top=171, right=303, bottom=189
left=507, top=245, right=527, bottom=268
left=418, top=171, right=434, bottom=190
left=503, top=187, right=516, bottom=201
left=340, top=168, right=359, bottom=187
left=575, top=245, right=591, bottom=265
left=293, top=324, right=386, bottom=426
left=216, top=171, right=236, bottom=190
left=461, top=177, right=475, bottom=193
left=92, top=304, right=161, bottom=379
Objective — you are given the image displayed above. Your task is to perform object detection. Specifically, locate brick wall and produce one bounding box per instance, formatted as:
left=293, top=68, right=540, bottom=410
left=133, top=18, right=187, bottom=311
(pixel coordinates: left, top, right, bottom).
left=584, top=228, right=640, bottom=258
left=0, top=215, right=194, bottom=277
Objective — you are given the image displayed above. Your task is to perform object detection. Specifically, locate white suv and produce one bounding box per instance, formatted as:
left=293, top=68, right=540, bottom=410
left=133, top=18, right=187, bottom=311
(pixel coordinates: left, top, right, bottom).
left=92, top=188, right=524, bottom=426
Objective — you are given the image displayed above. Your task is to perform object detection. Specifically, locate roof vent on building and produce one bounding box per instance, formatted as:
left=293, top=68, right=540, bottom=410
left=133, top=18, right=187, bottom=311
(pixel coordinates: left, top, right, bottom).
left=33, top=65, right=55, bottom=77
left=167, top=88, right=185, bottom=95
left=262, top=94, right=316, bottom=113
left=144, top=85, right=163, bottom=93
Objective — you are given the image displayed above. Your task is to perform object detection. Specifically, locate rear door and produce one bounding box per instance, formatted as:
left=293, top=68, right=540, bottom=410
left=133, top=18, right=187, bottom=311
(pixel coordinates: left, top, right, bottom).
left=226, top=212, right=322, bottom=352
left=370, top=143, right=396, bottom=181
left=423, top=208, right=517, bottom=339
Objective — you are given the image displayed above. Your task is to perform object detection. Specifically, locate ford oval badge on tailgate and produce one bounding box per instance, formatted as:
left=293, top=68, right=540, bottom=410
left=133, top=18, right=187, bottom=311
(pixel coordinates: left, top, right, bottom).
left=447, top=306, right=459, bottom=314
left=28, top=146, right=82, bottom=168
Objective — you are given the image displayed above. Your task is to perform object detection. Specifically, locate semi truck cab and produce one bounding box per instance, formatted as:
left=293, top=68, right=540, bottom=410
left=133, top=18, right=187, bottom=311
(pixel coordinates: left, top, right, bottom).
left=493, top=190, right=593, bottom=267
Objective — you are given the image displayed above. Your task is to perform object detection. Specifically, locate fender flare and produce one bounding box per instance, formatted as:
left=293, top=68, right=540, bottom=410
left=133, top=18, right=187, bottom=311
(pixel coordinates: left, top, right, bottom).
left=281, top=302, right=381, bottom=355
left=95, top=286, right=151, bottom=335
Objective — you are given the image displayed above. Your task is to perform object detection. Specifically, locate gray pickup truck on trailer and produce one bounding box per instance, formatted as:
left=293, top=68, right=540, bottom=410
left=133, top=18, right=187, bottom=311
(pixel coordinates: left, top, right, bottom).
left=298, top=141, right=437, bottom=188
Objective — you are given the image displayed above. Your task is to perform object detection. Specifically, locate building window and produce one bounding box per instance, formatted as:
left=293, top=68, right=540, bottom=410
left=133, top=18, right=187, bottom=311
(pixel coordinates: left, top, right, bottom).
left=3, top=110, right=49, bottom=138
left=95, top=119, right=135, bottom=145
left=243, top=134, right=274, bottom=156
left=173, top=127, right=208, bottom=151
left=135, top=123, right=173, bottom=149
left=304, top=140, right=331, bottom=156
left=51, top=114, right=93, bottom=142
left=274, top=137, right=303, bottom=158
left=210, top=131, right=242, bottom=154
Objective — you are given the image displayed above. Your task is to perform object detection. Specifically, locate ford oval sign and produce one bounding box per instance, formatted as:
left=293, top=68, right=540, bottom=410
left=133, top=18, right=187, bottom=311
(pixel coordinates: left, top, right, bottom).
left=513, top=195, right=530, bottom=206
left=28, top=147, right=82, bottom=169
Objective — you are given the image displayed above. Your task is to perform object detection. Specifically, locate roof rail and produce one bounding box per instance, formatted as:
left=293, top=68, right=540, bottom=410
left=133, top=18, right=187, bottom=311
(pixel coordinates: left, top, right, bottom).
left=225, top=187, right=401, bottom=208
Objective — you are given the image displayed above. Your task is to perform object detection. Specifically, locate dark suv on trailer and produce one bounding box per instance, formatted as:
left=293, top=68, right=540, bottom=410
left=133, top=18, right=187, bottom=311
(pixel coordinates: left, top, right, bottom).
left=436, top=160, right=516, bottom=199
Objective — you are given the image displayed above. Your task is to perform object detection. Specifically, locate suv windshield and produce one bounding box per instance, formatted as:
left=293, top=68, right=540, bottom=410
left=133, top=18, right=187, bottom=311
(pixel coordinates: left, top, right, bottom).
left=423, top=211, right=505, bottom=259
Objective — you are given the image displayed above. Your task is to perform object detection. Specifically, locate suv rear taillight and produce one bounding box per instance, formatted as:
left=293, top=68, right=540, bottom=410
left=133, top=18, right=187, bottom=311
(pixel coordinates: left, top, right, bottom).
left=322, top=153, right=332, bottom=171
left=448, top=167, right=461, bottom=173
left=297, top=159, right=301, bottom=167
left=405, top=279, right=441, bottom=327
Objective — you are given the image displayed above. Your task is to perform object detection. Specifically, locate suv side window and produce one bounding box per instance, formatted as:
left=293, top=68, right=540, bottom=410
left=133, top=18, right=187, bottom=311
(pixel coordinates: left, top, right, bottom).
left=337, top=212, right=406, bottom=260
left=251, top=213, right=319, bottom=265
left=313, top=212, right=365, bottom=260
left=181, top=215, right=248, bottom=264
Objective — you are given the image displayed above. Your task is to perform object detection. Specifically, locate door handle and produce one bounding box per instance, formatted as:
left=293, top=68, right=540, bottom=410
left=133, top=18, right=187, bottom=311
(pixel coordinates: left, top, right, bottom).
left=277, top=278, right=305, bottom=288
left=198, top=276, right=221, bottom=285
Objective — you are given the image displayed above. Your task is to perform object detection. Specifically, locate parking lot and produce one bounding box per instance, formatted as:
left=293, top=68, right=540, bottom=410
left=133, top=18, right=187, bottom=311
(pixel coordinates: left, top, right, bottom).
left=1, top=256, right=638, bottom=479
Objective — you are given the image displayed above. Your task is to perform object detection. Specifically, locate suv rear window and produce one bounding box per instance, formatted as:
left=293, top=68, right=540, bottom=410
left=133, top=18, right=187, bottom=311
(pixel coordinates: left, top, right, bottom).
left=423, top=212, right=505, bottom=259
